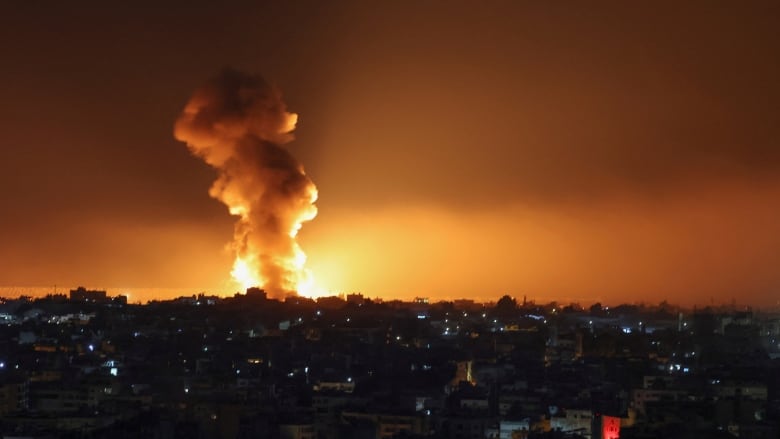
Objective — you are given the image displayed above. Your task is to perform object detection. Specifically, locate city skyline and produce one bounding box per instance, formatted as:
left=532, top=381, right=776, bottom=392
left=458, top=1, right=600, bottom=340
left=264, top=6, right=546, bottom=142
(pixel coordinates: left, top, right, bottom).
left=2, top=281, right=776, bottom=437
left=2, top=2, right=780, bottom=306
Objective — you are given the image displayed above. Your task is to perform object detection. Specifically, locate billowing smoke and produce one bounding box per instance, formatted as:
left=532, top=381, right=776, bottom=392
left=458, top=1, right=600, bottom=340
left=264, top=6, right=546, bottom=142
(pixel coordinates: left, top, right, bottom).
left=174, top=69, right=318, bottom=298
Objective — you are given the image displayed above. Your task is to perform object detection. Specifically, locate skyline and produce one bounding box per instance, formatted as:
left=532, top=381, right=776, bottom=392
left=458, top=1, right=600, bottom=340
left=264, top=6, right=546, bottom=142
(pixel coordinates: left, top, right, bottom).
left=2, top=2, right=780, bottom=306
left=0, top=285, right=769, bottom=310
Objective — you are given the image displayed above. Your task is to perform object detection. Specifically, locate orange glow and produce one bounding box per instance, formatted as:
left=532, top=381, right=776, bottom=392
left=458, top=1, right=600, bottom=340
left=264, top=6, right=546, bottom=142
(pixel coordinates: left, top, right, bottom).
left=296, top=270, right=329, bottom=299
left=230, top=251, right=328, bottom=298
left=282, top=112, right=298, bottom=134
left=226, top=185, right=320, bottom=297
left=299, top=180, right=780, bottom=307
left=3, top=4, right=780, bottom=308
left=174, top=70, right=320, bottom=299
left=231, top=256, right=262, bottom=292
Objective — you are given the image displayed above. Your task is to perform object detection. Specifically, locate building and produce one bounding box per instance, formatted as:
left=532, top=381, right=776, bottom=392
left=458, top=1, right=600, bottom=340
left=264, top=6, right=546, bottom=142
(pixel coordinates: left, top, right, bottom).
left=593, top=414, right=620, bottom=439
left=69, top=286, right=108, bottom=303
left=279, top=423, right=316, bottom=439
left=0, top=375, right=29, bottom=415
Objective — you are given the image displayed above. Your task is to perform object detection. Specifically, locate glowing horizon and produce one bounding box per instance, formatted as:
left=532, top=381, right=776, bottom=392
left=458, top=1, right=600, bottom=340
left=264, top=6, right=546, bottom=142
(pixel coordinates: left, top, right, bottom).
left=2, top=4, right=780, bottom=308
left=2, top=282, right=778, bottom=309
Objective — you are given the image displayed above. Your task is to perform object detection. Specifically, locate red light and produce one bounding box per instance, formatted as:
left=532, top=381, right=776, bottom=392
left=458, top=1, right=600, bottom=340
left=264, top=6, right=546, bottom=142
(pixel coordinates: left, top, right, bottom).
left=601, top=415, right=620, bottom=439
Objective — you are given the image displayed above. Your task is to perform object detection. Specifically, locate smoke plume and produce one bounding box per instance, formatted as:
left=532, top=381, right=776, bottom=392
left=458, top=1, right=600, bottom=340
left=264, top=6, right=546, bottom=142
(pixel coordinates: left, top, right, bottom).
left=174, top=69, right=318, bottom=298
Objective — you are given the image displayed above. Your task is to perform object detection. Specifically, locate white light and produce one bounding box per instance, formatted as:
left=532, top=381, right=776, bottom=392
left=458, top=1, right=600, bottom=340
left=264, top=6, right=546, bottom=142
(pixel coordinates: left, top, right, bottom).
left=88, top=344, right=94, bottom=352
left=110, top=367, right=118, bottom=376
left=0, top=362, right=4, bottom=368
left=347, top=377, right=352, bottom=382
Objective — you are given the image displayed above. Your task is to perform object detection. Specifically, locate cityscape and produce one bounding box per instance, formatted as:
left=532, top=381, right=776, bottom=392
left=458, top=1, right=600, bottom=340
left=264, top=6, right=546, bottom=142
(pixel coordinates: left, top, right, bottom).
left=0, top=287, right=778, bottom=438
left=2, top=2, right=780, bottom=438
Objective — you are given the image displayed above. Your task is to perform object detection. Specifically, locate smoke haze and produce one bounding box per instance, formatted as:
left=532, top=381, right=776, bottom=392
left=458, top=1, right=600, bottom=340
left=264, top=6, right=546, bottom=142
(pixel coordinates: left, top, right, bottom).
left=2, top=3, right=780, bottom=306
left=174, top=69, right=317, bottom=298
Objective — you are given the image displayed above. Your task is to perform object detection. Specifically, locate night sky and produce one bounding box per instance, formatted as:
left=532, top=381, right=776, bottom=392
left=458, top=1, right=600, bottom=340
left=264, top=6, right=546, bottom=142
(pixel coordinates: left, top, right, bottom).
left=1, top=2, right=779, bottom=305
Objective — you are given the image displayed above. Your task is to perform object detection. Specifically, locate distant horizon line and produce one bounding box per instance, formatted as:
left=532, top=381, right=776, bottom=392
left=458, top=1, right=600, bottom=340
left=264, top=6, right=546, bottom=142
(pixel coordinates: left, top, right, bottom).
left=1, top=285, right=777, bottom=310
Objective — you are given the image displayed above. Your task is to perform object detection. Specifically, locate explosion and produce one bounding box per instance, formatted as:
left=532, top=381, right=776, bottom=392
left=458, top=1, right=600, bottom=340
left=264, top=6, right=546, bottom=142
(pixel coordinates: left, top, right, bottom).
left=174, top=69, right=319, bottom=298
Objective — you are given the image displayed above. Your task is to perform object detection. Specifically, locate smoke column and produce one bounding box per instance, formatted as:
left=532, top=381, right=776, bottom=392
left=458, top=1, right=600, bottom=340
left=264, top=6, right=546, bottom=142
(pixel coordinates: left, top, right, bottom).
left=174, top=69, right=318, bottom=298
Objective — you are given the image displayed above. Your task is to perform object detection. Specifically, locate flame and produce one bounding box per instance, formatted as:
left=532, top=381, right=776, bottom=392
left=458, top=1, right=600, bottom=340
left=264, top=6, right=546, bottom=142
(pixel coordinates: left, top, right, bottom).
left=229, top=227, right=328, bottom=297
left=226, top=185, right=319, bottom=295
left=231, top=257, right=262, bottom=291
left=230, top=254, right=328, bottom=298
left=175, top=70, right=320, bottom=299
left=297, top=271, right=329, bottom=298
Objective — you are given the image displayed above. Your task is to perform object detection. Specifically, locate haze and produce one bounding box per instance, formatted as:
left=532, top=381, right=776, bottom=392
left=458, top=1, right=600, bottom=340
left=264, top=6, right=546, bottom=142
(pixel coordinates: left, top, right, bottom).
left=1, top=2, right=779, bottom=306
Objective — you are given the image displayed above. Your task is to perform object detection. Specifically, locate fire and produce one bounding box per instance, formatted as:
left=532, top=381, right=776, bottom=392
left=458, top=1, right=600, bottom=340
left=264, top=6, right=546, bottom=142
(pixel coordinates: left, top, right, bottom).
left=226, top=184, right=319, bottom=296
left=231, top=257, right=262, bottom=292
left=296, top=271, right=329, bottom=299
left=230, top=248, right=328, bottom=298
left=175, top=70, right=320, bottom=299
